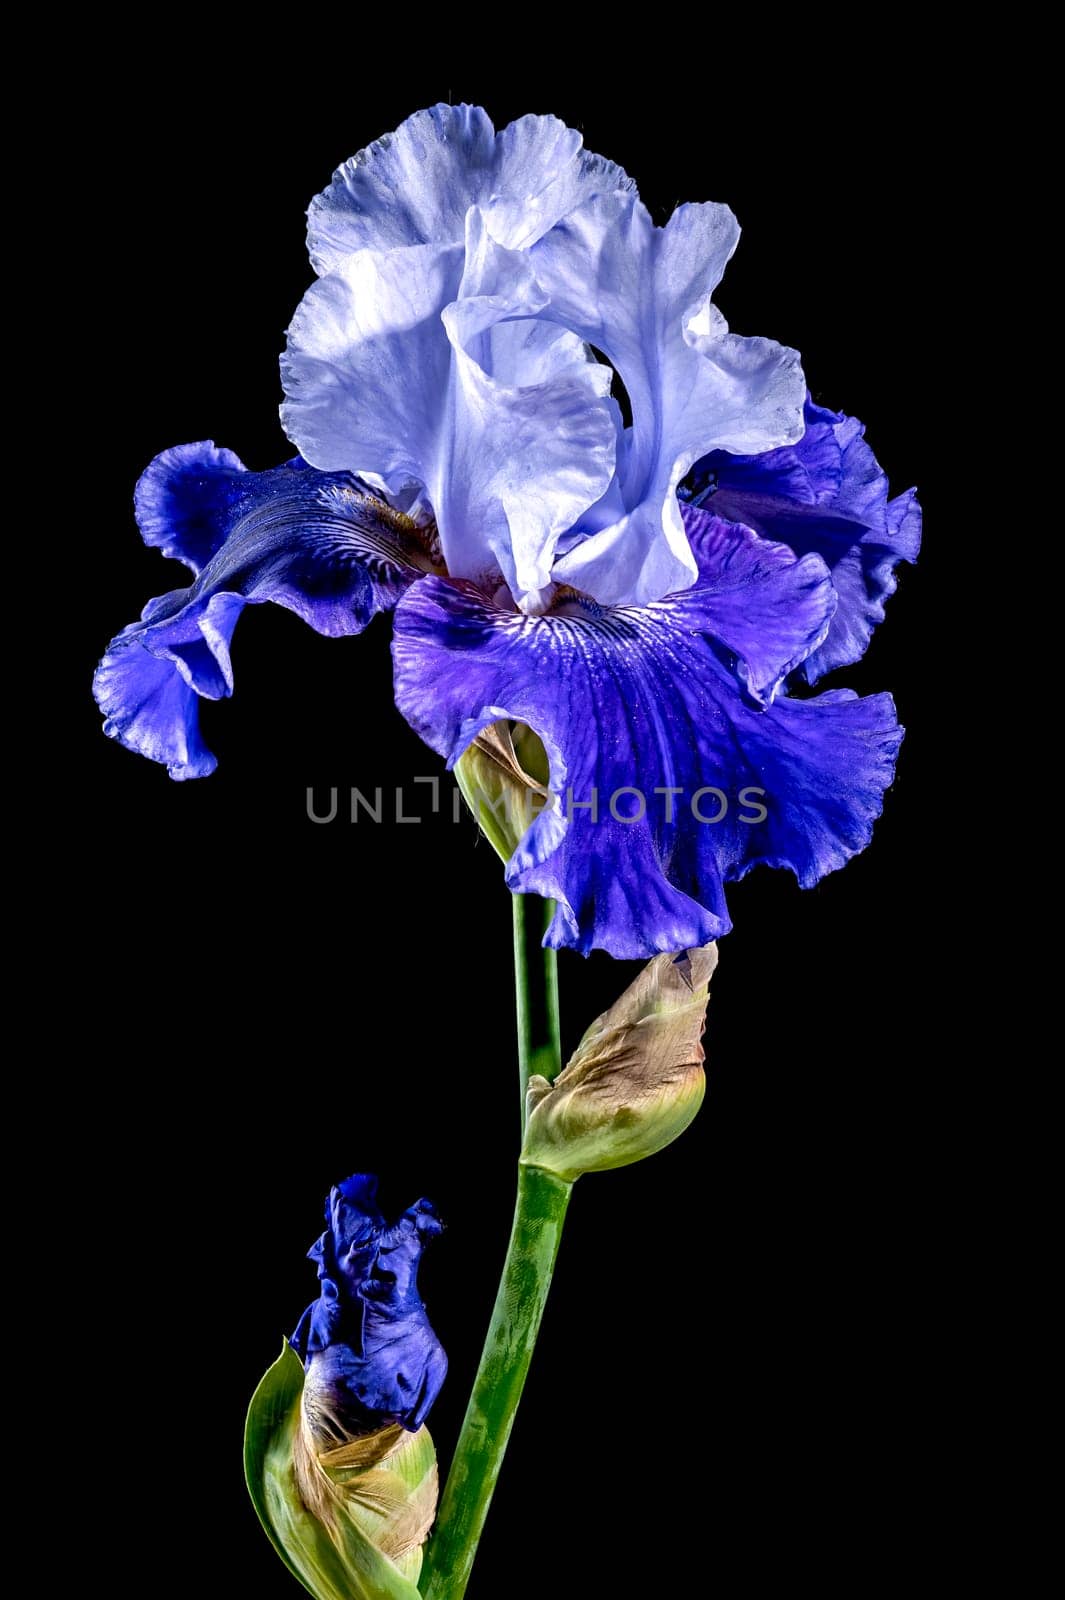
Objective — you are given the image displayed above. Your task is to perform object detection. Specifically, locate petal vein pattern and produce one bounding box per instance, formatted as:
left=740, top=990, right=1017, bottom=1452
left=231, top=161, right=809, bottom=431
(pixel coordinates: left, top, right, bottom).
left=393, top=509, right=901, bottom=957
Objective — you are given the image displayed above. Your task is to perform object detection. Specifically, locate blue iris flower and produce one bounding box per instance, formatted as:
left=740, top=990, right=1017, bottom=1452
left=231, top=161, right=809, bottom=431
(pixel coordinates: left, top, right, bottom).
left=291, top=1173, right=446, bottom=1440
left=94, top=104, right=919, bottom=957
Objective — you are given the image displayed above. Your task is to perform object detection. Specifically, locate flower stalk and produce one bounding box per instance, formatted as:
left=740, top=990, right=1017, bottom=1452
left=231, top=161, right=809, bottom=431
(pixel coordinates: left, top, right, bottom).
left=417, top=1163, right=572, bottom=1600
left=421, top=893, right=565, bottom=1597
left=512, top=893, right=562, bottom=1128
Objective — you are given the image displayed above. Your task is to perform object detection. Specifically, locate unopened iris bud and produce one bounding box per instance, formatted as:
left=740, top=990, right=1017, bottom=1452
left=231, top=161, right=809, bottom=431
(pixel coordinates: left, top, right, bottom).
left=245, top=1174, right=446, bottom=1600
left=454, top=720, right=554, bottom=861
left=521, top=945, right=716, bottom=1182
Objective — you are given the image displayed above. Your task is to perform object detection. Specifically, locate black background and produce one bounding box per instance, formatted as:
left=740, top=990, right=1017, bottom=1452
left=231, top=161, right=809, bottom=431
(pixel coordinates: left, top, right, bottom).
left=59, top=54, right=946, bottom=1600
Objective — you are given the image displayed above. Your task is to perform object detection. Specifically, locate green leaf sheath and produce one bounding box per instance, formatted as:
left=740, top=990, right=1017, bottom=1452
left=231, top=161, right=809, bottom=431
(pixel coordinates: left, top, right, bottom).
left=245, top=1345, right=324, bottom=1597
left=418, top=1165, right=573, bottom=1600
left=245, top=1343, right=424, bottom=1600
left=512, top=895, right=562, bottom=1126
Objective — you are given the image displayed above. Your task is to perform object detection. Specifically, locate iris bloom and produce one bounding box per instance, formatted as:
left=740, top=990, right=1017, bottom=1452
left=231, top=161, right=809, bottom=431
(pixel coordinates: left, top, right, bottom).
left=291, top=1173, right=446, bottom=1442
left=94, top=104, right=919, bottom=957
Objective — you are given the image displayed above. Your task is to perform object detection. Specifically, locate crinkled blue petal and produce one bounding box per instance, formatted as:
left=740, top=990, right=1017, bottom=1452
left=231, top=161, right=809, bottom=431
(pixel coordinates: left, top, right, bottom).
left=687, top=398, right=921, bottom=680
left=291, top=1174, right=446, bottom=1438
left=94, top=443, right=435, bottom=779
left=392, top=507, right=901, bottom=958
left=307, top=103, right=634, bottom=273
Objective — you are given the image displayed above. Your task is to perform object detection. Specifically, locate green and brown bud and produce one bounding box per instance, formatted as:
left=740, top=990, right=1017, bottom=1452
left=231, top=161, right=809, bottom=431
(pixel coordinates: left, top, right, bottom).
left=521, top=944, right=717, bottom=1182
left=245, top=1343, right=435, bottom=1600
left=454, top=721, right=552, bottom=861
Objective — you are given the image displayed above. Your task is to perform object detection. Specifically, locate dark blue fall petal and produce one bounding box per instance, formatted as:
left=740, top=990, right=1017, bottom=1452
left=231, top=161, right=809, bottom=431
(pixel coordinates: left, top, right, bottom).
left=290, top=1174, right=446, bottom=1438
left=687, top=397, right=921, bottom=681
left=133, top=441, right=248, bottom=575
left=94, top=443, right=438, bottom=779
left=392, top=509, right=902, bottom=958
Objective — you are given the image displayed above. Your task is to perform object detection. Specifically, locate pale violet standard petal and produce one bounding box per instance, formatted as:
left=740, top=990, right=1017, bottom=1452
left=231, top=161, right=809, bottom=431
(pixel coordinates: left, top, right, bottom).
left=289, top=117, right=805, bottom=614
left=686, top=397, right=922, bottom=680
left=392, top=508, right=901, bottom=958
left=282, top=211, right=617, bottom=611
left=528, top=195, right=807, bottom=607
left=307, top=103, right=635, bottom=273
left=94, top=444, right=437, bottom=779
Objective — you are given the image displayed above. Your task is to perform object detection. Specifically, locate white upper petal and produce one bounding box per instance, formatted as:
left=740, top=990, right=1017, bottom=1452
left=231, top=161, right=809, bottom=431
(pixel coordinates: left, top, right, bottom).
left=281, top=240, right=462, bottom=490
left=307, top=103, right=635, bottom=274
left=291, top=108, right=806, bottom=613
left=282, top=210, right=616, bottom=609
left=531, top=194, right=807, bottom=606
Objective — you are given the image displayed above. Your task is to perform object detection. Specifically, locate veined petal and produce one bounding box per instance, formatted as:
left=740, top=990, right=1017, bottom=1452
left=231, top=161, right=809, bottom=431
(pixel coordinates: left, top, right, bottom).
left=307, top=103, right=635, bottom=273
left=689, top=398, right=922, bottom=680
left=282, top=214, right=617, bottom=610
left=677, top=506, right=836, bottom=704
left=94, top=447, right=435, bottom=780
left=531, top=194, right=806, bottom=607
left=392, top=514, right=900, bottom=958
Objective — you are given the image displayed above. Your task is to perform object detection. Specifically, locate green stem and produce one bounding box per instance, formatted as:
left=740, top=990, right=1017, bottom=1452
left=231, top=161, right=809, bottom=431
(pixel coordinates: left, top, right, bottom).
left=512, top=895, right=562, bottom=1128
left=418, top=1165, right=573, bottom=1600
left=420, top=896, right=567, bottom=1597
